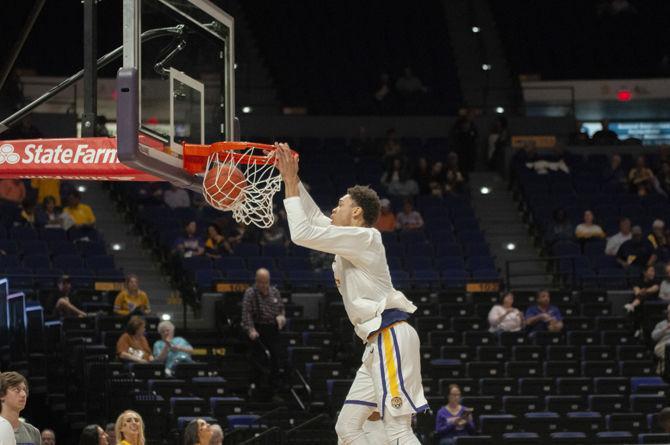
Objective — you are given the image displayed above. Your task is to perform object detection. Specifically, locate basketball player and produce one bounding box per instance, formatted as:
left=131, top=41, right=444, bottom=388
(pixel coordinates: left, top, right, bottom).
left=275, top=144, right=427, bottom=444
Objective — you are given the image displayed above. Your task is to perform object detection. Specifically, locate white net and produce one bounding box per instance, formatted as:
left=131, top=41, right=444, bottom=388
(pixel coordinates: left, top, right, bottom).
left=202, top=146, right=281, bottom=228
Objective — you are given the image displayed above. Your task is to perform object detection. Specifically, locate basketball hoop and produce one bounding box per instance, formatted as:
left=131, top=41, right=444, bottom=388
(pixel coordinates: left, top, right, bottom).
left=183, top=142, right=293, bottom=229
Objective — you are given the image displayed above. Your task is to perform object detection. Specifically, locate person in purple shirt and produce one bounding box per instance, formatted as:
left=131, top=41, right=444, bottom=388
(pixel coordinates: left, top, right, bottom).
left=173, top=220, right=205, bottom=258
left=435, top=384, right=475, bottom=444
left=525, top=289, right=564, bottom=333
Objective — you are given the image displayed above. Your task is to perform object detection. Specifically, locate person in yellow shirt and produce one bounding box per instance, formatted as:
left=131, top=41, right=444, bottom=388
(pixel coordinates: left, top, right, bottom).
left=63, top=191, right=96, bottom=227
left=31, top=179, right=61, bottom=206
left=114, top=274, right=151, bottom=315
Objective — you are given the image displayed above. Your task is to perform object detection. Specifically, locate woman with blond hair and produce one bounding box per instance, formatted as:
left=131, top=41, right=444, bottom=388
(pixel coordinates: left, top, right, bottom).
left=114, top=410, right=145, bottom=445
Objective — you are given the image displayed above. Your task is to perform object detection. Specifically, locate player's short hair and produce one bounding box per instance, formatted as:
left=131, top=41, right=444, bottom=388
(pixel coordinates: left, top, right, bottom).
left=0, top=371, right=29, bottom=399
left=347, top=185, right=381, bottom=227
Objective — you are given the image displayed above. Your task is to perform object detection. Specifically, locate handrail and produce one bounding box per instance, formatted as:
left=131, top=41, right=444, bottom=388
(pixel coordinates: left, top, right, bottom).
left=0, top=25, right=184, bottom=134
left=285, top=413, right=329, bottom=436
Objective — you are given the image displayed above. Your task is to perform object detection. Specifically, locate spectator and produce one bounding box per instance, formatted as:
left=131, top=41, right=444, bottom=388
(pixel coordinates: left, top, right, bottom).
left=659, top=263, right=670, bottom=301
left=18, top=199, right=40, bottom=228
left=104, top=424, right=115, bottom=445
left=41, top=196, right=74, bottom=230
left=261, top=218, right=288, bottom=247
left=53, top=275, right=86, bottom=319
left=382, top=129, right=402, bottom=161
left=546, top=208, right=574, bottom=245
left=78, top=424, right=109, bottom=445
left=114, top=274, right=151, bottom=316
left=435, top=384, right=475, bottom=445
left=0, top=371, right=41, bottom=445
left=183, top=418, right=213, bottom=445
left=449, top=110, right=478, bottom=174
left=445, top=153, right=465, bottom=195
left=30, top=179, right=61, bottom=207
left=41, top=429, right=55, bottom=445
left=617, top=225, right=656, bottom=271
left=241, top=268, right=286, bottom=399
left=381, top=158, right=419, bottom=198
left=173, top=220, right=205, bottom=258
left=116, top=316, right=154, bottom=363
left=628, top=156, right=655, bottom=196
left=658, top=407, right=670, bottom=433
left=374, top=199, right=396, bottom=233
left=488, top=292, right=524, bottom=333
left=209, top=424, right=223, bottom=445
left=153, top=320, right=194, bottom=376
left=414, top=157, right=431, bottom=195
left=429, top=162, right=447, bottom=197
left=651, top=305, right=670, bottom=374
left=648, top=219, right=668, bottom=253
left=395, top=67, right=427, bottom=96
left=114, top=410, right=145, bottom=445
left=625, top=265, right=660, bottom=336
left=204, top=224, right=233, bottom=258
left=396, top=200, right=424, bottom=231
left=163, top=184, right=191, bottom=209
left=602, top=153, right=628, bottom=190
left=525, top=290, right=564, bottom=333
left=0, top=180, right=26, bottom=204
left=592, top=119, right=619, bottom=145
left=63, top=190, right=96, bottom=228
left=487, top=116, right=511, bottom=171
left=605, top=217, right=632, bottom=256
left=575, top=210, right=606, bottom=241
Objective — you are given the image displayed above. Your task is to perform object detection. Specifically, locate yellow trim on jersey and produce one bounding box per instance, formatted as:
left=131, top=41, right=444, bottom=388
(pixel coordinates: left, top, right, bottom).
left=382, top=328, right=400, bottom=399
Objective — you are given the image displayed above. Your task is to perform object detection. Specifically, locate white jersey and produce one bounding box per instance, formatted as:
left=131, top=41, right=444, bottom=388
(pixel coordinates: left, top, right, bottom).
left=284, top=183, right=417, bottom=341
left=0, top=417, right=16, bottom=445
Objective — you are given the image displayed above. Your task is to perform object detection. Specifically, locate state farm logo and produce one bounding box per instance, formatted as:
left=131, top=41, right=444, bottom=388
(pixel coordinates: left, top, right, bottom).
left=0, top=144, right=20, bottom=164
left=21, top=143, right=118, bottom=165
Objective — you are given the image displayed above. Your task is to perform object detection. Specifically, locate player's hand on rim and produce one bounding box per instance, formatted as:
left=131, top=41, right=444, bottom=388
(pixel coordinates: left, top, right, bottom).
left=274, top=142, right=299, bottom=184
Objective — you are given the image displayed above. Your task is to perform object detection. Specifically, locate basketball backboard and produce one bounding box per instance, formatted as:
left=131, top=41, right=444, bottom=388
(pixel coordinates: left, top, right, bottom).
left=117, top=0, right=236, bottom=192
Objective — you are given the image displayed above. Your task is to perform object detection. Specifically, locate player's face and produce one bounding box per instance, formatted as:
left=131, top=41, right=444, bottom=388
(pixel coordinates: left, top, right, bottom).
left=2, top=383, right=27, bottom=412
left=331, top=195, right=355, bottom=226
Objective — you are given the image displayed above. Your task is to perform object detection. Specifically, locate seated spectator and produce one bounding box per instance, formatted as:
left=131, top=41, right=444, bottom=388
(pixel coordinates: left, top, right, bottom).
left=153, top=320, right=194, bottom=376
left=205, top=224, right=232, bottom=258
left=227, top=219, right=261, bottom=245
left=52, top=275, right=86, bottom=319
left=626, top=265, right=660, bottom=336
left=116, top=316, right=154, bottom=363
left=488, top=292, right=524, bottom=333
left=261, top=217, right=288, bottom=246
left=63, top=190, right=96, bottom=228
left=617, top=225, right=656, bottom=272
left=0, top=179, right=26, bottom=204
left=184, top=418, right=214, bottom=445
left=605, top=217, right=632, bottom=256
left=592, top=119, right=619, bottom=145
left=546, top=208, right=574, bottom=245
left=18, top=198, right=40, bottom=228
left=381, top=158, right=419, bottom=198
left=209, top=424, right=223, bottom=445
left=78, top=424, right=109, bottom=445
left=435, top=384, right=475, bottom=445
left=568, top=120, right=590, bottom=145
left=414, top=157, right=431, bottom=195
left=114, top=274, right=151, bottom=316
left=525, top=289, right=564, bottom=333
left=396, top=200, right=424, bottom=231
left=602, top=153, right=627, bottom=189
left=163, top=184, right=190, bottom=209
left=429, top=162, right=447, bottom=197
left=41, top=195, right=74, bottom=230
left=173, top=220, right=205, bottom=258
left=575, top=210, right=606, bottom=241
left=652, top=306, right=670, bottom=374
left=445, top=153, right=465, bottom=195
left=659, top=264, right=670, bottom=301
left=30, top=179, right=61, bottom=207
left=374, top=199, right=396, bottom=232
left=648, top=220, right=669, bottom=260
left=628, top=155, right=655, bottom=196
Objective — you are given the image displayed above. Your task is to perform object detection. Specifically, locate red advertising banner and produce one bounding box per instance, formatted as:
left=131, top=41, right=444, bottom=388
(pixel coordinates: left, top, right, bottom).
left=0, top=138, right=163, bottom=181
